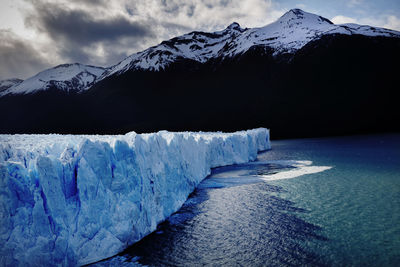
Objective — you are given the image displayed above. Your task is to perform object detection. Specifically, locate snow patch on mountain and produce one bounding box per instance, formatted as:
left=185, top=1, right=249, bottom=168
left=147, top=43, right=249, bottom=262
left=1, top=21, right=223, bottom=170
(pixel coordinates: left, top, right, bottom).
left=0, top=78, right=23, bottom=93
left=100, top=9, right=400, bottom=79
left=2, top=9, right=399, bottom=97
left=0, top=128, right=270, bottom=266
left=0, top=63, right=105, bottom=97
left=100, top=22, right=247, bottom=78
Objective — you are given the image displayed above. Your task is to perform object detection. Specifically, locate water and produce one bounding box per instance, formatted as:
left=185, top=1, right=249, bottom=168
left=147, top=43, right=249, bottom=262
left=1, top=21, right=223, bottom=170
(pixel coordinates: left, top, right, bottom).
left=93, top=134, right=400, bottom=266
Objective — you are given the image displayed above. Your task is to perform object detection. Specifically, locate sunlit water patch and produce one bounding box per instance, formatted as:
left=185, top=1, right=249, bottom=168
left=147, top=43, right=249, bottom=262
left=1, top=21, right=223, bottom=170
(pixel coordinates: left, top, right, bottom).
left=205, top=160, right=332, bottom=183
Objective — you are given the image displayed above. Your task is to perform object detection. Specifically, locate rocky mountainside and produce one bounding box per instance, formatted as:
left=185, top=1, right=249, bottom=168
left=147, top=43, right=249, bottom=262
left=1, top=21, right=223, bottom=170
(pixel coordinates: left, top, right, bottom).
left=2, top=9, right=398, bottom=97
left=99, top=9, right=398, bottom=78
left=1, top=9, right=399, bottom=138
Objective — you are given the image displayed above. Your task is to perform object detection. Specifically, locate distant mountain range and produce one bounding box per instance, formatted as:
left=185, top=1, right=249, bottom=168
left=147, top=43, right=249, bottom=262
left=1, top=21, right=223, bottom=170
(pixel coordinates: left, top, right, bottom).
left=0, top=78, right=23, bottom=94
left=0, top=64, right=104, bottom=96
left=1, top=9, right=399, bottom=138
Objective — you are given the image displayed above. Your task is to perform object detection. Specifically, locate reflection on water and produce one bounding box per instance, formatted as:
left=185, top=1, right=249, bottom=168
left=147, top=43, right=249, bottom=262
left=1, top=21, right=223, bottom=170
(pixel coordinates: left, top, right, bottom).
left=93, top=160, right=330, bottom=266
left=207, top=160, right=332, bottom=182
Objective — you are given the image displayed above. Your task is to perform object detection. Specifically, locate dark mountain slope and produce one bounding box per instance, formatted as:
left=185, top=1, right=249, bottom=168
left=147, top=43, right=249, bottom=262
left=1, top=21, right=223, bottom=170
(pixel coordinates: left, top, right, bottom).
left=0, top=9, right=399, bottom=138
left=80, top=34, right=399, bottom=138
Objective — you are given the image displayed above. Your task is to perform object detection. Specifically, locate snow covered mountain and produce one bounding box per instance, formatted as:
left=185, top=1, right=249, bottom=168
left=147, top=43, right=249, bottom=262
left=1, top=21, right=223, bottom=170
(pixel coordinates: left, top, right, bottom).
left=0, top=78, right=23, bottom=93
left=1, top=9, right=399, bottom=137
left=0, top=63, right=105, bottom=96
left=99, top=8, right=399, bottom=79
left=1, top=9, right=398, bottom=97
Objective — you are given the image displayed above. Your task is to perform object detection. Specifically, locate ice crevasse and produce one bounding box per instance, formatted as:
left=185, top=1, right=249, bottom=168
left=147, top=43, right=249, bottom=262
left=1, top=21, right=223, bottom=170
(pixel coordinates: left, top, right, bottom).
left=0, top=128, right=270, bottom=266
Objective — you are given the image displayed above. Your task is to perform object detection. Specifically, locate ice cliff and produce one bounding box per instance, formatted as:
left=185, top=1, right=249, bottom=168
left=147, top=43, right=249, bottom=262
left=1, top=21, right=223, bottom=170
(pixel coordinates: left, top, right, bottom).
left=0, top=128, right=270, bottom=266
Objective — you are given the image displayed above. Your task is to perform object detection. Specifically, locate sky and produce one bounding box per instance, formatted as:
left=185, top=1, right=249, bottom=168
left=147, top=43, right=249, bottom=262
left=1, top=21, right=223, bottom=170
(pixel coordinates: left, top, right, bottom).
left=0, top=0, right=399, bottom=80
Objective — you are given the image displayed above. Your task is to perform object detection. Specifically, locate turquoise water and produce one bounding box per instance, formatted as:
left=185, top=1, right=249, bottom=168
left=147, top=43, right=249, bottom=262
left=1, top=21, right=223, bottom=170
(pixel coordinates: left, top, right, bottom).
left=260, top=134, right=400, bottom=266
left=94, top=134, right=400, bottom=266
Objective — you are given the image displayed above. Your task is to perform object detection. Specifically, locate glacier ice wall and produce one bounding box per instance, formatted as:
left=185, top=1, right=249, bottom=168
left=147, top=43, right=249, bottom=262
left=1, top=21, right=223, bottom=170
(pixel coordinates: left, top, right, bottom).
left=0, top=128, right=270, bottom=266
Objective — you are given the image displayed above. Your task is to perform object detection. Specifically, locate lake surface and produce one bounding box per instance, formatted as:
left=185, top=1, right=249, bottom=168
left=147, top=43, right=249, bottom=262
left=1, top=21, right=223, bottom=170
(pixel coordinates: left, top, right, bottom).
left=93, top=134, right=400, bottom=266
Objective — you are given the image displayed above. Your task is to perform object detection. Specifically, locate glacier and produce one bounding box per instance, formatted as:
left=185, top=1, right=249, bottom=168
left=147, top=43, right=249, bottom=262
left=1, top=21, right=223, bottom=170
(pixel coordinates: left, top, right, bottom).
left=0, top=128, right=270, bottom=266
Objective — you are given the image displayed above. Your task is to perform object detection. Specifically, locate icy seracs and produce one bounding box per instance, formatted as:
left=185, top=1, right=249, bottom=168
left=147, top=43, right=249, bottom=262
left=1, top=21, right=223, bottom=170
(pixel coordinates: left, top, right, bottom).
left=0, top=128, right=270, bottom=266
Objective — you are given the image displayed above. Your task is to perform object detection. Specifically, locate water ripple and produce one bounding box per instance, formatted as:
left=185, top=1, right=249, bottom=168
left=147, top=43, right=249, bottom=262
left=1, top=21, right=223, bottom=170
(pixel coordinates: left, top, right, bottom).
left=93, top=160, right=330, bottom=266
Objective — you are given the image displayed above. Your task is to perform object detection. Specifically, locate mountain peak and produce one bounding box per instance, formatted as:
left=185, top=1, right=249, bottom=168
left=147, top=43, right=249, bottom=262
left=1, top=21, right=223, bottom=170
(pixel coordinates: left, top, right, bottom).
left=222, top=22, right=245, bottom=34
left=5, top=8, right=398, bottom=93
left=0, top=63, right=106, bottom=96
left=277, top=8, right=333, bottom=25
left=288, top=8, right=306, bottom=16
left=279, top=8, right=306, bottom=20
left=226, top=22, right=241, bottom=30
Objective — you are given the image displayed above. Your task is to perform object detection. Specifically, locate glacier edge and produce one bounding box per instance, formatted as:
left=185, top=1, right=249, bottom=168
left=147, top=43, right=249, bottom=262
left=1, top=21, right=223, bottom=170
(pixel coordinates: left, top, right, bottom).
left=0, top=128, right=270, bottom=266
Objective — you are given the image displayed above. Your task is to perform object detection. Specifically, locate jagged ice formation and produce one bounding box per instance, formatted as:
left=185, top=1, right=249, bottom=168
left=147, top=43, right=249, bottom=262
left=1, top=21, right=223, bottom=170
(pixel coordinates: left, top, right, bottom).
left=0, top=128, right=270, bottom=266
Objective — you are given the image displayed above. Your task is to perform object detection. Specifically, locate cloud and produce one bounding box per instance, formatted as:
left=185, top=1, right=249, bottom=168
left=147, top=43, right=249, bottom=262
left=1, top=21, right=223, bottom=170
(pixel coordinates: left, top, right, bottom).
left=331, top=15, right=357, bottom=24
left=0, top=30, right=51, bottom=79
left=125, top=0, right=282, bottom=31
left=26, top=3, right=152, bottom=45
left=1, top=0, right=284, bottom=79
left=68, top=0, right=107, bottom=6
left=332, top=13, right=400, bottom=31
left=295, top=4, right=307, bottom=10
left=21, top=0, right=283, bottom=66
left=2, top=0, right=399, bottom=80
left=383, top=15, right=400, bottom=31
left=25, top=0, right=155, bottom=66
left=347, top=0, right=364, bottom=8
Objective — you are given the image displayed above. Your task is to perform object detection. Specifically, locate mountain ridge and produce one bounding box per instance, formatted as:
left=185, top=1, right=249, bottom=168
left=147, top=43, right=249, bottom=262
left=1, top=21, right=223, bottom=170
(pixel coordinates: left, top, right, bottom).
left=1, top=8, right=399, bottom=97
left=99, top=8, right=399, bottom=79
left=0, top=78, right=23, bottom=93
left=0, top=63, right=105, bottom=97
left=1, top=9, right=399, bottom=138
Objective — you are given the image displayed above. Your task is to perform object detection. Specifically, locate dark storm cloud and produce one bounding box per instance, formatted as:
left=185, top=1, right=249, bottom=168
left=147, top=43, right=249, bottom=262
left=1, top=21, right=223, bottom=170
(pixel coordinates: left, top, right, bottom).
left=23, top=0, right=154, bottom=66
left=68, top=0, right=108, bottom=7
left=159, top=1, right=197, bottom=17
left=26, top=2, right=153, bottom=46
left=0, top=0, right=281, bottom=80
left=0, top=30, right=50, bottom=79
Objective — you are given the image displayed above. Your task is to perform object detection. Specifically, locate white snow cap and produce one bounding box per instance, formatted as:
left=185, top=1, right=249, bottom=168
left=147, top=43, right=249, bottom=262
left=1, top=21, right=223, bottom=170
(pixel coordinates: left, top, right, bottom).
left=0, top=63, right=105, bottom=96
left=100, top=8, right=399, bottom=78
left=2, top=9, right=399, bottom=96
left=0, top=78, right=23, bottom=93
